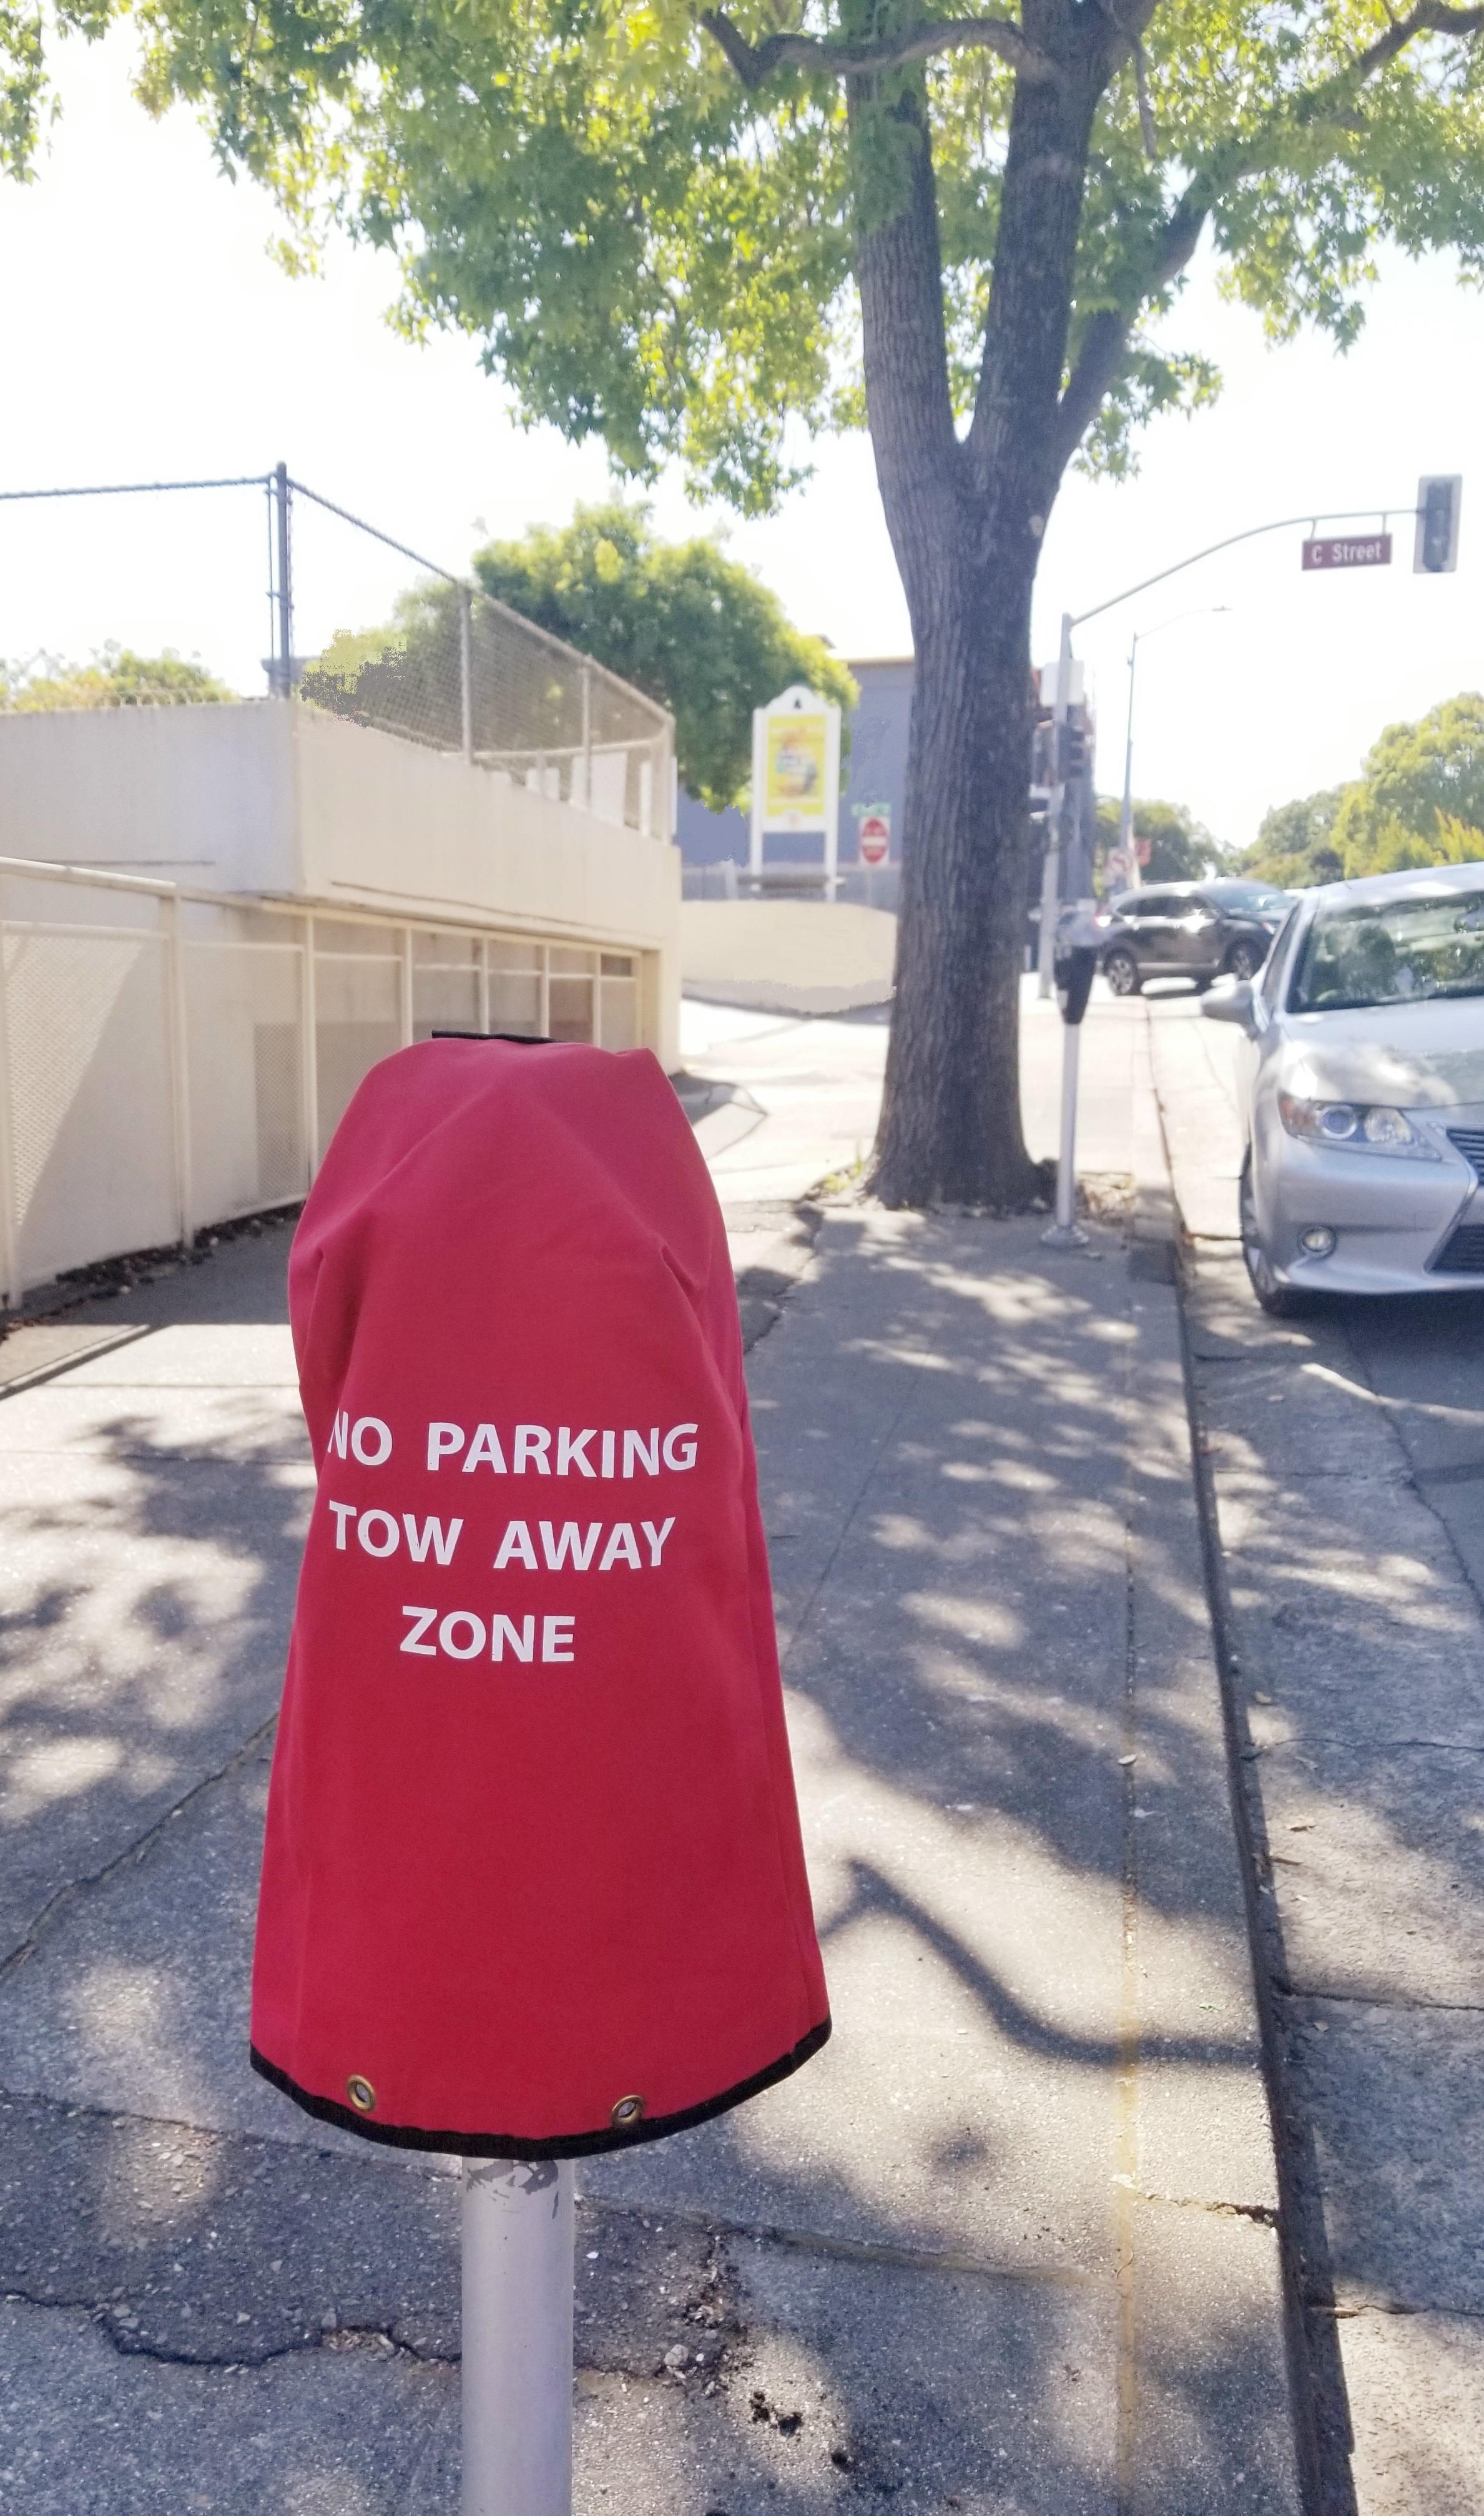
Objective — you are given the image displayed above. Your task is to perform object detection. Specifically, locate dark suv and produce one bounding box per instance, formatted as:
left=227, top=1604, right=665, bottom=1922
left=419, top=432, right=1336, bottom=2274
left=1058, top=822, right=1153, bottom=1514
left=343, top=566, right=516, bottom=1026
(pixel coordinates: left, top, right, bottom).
left=1096, top=878, right=1294, bottom=996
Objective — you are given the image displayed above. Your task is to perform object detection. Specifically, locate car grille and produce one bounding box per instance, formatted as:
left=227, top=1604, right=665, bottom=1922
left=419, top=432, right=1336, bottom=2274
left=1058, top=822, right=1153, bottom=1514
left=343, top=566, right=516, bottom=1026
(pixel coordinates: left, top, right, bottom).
left=1447, top=1128, right=1484, bottom=1176
left=1433, top=1224, right=1484, bottom=1275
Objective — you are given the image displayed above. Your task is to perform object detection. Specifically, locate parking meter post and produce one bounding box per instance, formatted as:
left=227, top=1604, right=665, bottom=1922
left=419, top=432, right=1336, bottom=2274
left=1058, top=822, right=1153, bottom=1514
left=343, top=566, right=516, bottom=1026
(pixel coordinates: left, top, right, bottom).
left=1044, top=1023, right=1088, bottom=1244
left=1042, top=929, right=1096, bottom=1251
left=462, top=2157, right=576, bottom=2516
left=1037, top=613, right=1074, bottom=998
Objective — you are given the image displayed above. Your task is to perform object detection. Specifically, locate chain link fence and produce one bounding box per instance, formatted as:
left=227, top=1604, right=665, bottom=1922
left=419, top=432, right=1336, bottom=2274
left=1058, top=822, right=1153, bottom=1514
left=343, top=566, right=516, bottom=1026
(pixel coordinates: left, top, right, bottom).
left=0, top=466, right=674, bottom=839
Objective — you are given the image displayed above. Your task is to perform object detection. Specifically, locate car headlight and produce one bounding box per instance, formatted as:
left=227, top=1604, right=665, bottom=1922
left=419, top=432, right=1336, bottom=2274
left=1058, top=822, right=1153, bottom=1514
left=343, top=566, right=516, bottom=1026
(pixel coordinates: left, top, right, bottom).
left=1278, top=1094, right=1440, bottom=1159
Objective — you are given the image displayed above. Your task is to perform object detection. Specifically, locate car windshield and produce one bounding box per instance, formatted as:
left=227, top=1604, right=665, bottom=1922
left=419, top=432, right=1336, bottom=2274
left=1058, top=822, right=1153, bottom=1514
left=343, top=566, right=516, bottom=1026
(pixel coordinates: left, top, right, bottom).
left=1290, top=890, right=1484, bottom=1013
left=1201, top=881, right=1291, bottom=914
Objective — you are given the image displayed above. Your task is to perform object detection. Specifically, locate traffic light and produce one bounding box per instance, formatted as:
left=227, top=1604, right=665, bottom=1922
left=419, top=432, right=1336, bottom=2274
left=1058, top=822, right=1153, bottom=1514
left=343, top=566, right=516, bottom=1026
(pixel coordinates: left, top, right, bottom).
left=1414, top=475, right=1462, bottom=574
left=1058, top=720, right=1088, bottom=780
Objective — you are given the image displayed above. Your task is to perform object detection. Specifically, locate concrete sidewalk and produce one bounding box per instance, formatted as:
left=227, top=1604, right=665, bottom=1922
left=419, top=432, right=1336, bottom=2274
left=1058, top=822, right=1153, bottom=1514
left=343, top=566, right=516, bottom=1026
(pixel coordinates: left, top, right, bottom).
left=0, top=1026, right=1299, bottom=2512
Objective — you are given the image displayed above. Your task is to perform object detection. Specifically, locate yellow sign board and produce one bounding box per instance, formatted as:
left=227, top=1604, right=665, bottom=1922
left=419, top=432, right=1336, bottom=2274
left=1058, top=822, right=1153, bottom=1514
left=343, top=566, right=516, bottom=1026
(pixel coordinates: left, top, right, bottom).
left=764, top=712, right=828, bottom=825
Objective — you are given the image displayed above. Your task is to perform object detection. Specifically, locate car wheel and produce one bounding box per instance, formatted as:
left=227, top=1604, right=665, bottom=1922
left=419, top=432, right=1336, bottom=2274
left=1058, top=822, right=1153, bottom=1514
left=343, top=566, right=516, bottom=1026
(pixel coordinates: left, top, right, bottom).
left=1103, top=948, right=1141, bottom=996
left=1239, top=1154, right=1309, bottom=1318
left=1224, top=936, right=1264, bottom=983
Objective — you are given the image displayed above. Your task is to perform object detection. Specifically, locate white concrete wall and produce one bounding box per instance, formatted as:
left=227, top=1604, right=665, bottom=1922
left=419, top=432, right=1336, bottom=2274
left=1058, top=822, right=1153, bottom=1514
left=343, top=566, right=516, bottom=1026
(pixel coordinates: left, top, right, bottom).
left=290, top=710, right=681, bottom=1067
left=681, top=900, right=897, bottom=1015
left=0, top=702, right=297, bottom=892
left=0, top=700, right=682, bottom=1068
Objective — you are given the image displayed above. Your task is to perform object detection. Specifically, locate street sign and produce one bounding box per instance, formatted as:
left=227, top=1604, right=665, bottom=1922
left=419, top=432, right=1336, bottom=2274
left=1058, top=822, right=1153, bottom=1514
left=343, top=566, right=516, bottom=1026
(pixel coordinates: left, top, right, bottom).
left=750, top=682, right=843, bottom=892
left=1136, top=838, right=1151, bottom=865
left=858, top=808, right=890, bottom=866
left=1106, top=848, right=1130, bottom=881
left=1301, top=533, right=1392, bottom=571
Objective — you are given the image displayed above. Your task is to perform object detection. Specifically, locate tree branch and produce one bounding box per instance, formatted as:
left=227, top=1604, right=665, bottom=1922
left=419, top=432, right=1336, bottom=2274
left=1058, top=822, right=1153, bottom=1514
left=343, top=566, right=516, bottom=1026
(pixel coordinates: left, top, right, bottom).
left=698, top=8, right=1058, bottom=91
left=1344, top=0, right=1484, bottom=86
left=1049, top=180, right=1205, bottom=473
left=1052, top=0, right=1484, bottom=471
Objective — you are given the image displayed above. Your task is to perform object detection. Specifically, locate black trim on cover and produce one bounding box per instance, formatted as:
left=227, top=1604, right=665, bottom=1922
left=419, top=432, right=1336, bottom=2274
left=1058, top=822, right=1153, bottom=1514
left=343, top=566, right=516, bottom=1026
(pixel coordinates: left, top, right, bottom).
left=249, top=2015, right=832, bottom=2161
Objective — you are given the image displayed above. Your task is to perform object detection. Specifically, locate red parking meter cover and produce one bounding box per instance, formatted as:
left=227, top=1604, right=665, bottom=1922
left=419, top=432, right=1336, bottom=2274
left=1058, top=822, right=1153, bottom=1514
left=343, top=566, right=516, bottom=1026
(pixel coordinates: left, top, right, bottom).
left=249, top=1038, right=830, bottom=2157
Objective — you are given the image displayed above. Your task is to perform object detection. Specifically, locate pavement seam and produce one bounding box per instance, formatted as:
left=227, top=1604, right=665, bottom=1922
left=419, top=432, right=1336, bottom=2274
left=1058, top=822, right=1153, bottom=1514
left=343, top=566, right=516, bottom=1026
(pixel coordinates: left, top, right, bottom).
left=0, top=1711, right=278, bottom=1984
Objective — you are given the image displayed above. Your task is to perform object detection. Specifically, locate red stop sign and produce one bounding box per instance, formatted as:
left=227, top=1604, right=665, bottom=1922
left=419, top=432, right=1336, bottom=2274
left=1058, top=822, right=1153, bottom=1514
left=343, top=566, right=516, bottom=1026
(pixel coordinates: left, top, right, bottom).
left=858, top=812, right=890, bottom=865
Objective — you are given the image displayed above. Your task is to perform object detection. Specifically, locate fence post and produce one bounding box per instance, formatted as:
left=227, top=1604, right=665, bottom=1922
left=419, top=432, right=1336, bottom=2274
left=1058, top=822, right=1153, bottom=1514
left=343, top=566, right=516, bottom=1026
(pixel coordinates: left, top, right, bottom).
left=400, top=926, right=415, bottom=1050
left=301, top=914, right=320, bottom=1186
left=165, top=893, right=194, bottom=1248
left=460, top=587, right=474, bottom=764
left=0, top=896, right=18, bottom=1307
left=273, top=462, right=295, bottom=699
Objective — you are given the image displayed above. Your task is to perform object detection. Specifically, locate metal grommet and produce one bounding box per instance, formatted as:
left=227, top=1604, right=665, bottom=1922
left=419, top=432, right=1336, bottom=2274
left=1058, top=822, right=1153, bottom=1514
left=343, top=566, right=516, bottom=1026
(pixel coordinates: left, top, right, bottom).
left=610, top=2093, right=645, bottom=2130
left=346, top=2074, right=377, bottom=2115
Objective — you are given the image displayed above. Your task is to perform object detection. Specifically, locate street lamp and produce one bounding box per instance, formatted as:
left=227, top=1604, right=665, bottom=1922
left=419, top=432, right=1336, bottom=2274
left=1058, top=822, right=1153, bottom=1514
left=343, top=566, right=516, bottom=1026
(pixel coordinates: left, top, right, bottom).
left=1118, top=607, right=1229, bottom=890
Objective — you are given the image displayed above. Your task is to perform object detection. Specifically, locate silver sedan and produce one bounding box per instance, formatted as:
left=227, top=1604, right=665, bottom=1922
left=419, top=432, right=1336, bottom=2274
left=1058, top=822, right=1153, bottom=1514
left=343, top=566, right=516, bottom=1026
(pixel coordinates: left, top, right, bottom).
left=1203, top=863, right=1484, bottom=1313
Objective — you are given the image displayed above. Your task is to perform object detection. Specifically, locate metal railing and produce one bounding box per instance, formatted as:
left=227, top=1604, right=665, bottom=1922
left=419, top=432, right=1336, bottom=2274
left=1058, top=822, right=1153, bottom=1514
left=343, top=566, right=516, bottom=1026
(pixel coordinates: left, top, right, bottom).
left=0, top=464, right=675, bottom=839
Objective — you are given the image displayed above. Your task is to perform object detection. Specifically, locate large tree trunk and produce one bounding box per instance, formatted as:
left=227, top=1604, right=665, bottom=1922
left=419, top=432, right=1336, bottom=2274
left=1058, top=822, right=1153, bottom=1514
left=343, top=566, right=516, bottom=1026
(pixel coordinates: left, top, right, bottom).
left=860, top=46, right=1103, bottom=1207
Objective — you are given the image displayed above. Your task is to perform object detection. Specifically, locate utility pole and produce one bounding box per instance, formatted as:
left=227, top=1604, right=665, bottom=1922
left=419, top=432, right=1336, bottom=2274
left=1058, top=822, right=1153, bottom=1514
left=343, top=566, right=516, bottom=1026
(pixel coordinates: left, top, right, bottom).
left=1118, top=637, right=1139, bottom=893
left=1036, top=614, right=1074, bottom=998
left=272, top=461, right=294, bottom=698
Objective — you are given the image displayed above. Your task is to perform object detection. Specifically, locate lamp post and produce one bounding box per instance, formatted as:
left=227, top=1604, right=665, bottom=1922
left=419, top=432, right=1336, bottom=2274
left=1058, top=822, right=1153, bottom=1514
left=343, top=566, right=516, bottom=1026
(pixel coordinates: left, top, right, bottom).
left=1118, top=607, right=1229, bottom=890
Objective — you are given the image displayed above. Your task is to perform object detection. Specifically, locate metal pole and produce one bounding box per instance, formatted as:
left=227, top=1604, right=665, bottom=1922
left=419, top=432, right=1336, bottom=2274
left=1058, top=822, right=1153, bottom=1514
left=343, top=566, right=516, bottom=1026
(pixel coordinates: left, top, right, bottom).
left=0, top=888, right=19, bottom=1307
left=461, top=587, right=475, bottom=765
left=1119, top=635, right=1139, bottom=892
left=300, top=913, right=320, bottom=1186
left=1042, top=1022, right=1089, bottom=1250
left=274, top=461, right=293, bottom=697
left=462, top=2157, right=574, bottom=2516
left=165, top=893, right=194, bottom=1249
left=1037, top=612, right=1073, bottom=999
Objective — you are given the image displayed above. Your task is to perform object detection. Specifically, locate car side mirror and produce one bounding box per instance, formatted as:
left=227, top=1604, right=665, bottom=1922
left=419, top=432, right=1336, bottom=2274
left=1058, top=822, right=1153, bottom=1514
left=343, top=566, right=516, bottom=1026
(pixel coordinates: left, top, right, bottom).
left=1202, top=978, right=1258, bottom=1034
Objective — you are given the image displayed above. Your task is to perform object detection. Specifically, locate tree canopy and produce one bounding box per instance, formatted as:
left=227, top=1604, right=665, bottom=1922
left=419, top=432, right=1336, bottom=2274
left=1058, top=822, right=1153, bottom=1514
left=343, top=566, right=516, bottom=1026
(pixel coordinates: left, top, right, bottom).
left=0, top=646, right=233, bottom=708
left=473, top=504, right=855, bottom=807
left=16, top=0, right=1484, bottom=1200
left=1243, top=694, right=1484, bottom=883
left=72, top=0, right=1484, bottom=516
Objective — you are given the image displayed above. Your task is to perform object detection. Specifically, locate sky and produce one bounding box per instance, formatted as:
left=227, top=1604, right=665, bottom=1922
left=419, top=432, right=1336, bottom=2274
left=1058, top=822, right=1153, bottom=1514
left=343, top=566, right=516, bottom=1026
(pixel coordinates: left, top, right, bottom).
left=1, top=24, right=1480, bottom=852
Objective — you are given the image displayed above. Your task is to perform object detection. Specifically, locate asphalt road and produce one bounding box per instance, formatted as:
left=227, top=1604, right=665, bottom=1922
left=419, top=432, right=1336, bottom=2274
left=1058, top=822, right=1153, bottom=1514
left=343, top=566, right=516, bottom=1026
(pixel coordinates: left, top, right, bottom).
left=1151, top=988, right=1484, bottom=2516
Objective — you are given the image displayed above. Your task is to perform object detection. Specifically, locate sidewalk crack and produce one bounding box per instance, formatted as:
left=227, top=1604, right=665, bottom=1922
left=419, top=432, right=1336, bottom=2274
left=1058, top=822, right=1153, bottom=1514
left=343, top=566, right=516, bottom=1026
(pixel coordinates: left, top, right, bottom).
left=0, top=1713, right=278, bottom=1986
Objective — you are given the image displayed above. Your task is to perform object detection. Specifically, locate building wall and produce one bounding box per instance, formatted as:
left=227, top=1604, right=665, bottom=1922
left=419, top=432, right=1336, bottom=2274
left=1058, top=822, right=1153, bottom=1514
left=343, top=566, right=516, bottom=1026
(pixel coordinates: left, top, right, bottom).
left=0, top=698, right=682, bottom=1069
left=681, top=900, right=897, bottom=1014
left=0, top=700, right=298, bottom=892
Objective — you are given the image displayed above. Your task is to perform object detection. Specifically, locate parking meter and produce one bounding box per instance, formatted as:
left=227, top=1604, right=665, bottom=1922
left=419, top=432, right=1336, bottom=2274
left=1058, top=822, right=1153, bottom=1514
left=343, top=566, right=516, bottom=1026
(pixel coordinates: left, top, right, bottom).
left=250, top=1036, right=830, bottom=2514
left=1044, top=910, right=1103, bottom=1248
left=1053, top=934, right=1098, bottom=1027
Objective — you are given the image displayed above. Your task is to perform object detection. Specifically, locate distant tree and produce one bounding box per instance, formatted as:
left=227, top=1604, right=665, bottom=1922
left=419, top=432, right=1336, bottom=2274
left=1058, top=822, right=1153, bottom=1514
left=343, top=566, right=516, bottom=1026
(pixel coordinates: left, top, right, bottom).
left=1244, top=697, right=1484, bottom=883
left=483, top=505, right=857, bottom=808
left=1239, top=789, right=1345, bottom=887
left=1094, top=795, right=1226, bottom=889
left=309, top=504, right=856, bottom=813
left=85, top=0, right=1484, bottom=1206
left=0, top=646, right=233, bottom=709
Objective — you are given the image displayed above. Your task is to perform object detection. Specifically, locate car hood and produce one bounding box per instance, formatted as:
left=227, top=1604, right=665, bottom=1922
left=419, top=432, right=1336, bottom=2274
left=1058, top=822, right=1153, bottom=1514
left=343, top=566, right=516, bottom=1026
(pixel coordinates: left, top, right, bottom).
left=1281, top=998, right=1484, bottom=1108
